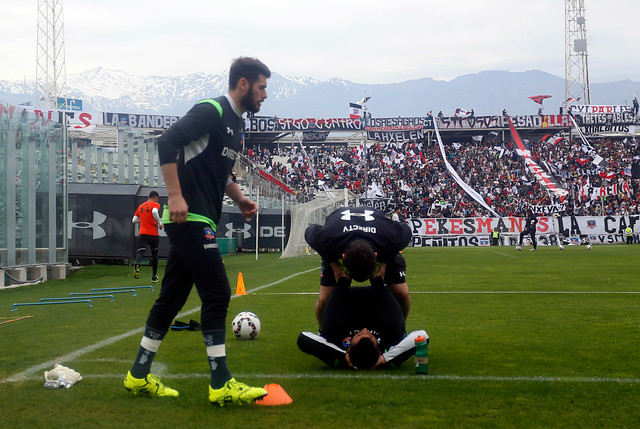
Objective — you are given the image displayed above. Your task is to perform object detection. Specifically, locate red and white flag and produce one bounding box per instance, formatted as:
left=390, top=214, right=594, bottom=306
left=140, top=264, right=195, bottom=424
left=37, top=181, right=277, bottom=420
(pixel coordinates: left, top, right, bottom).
left=547, top=135, right=565, bottom=145
left=349, top=103, right=363, bottom=119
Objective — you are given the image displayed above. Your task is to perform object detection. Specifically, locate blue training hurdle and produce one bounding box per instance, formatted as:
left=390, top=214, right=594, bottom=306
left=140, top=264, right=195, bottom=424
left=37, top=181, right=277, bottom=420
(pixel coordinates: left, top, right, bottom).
left=41, top=295, right=115, bottom=302
left=12, top=300, right=93, bottom=311
left=72, top=290, right=137, bottom=296
left=10, top=286, right=152, bottom=311
left=91, top=285, right=153, bottom=293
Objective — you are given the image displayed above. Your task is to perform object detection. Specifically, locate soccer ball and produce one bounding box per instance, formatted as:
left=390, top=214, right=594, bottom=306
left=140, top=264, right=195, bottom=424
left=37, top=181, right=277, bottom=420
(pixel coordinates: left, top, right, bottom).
left=231, top=312, right=261, bottom=339
left=558, top=244, right=564, bottom=250
left=586, top=244, right=592, bottom=250
left=515, top=245, right=522, bottom=251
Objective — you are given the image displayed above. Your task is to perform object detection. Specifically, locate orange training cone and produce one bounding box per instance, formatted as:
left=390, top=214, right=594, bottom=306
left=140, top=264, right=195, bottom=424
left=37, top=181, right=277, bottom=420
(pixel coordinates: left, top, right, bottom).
left=235, top=272, right=246, bottom=295
left=256, top=384, right=293, bottom=406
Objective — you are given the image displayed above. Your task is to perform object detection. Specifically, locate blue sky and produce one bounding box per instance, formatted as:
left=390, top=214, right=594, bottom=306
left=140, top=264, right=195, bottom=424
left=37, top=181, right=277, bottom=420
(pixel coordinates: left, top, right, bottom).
left=1, top=0, right=638, bottom=83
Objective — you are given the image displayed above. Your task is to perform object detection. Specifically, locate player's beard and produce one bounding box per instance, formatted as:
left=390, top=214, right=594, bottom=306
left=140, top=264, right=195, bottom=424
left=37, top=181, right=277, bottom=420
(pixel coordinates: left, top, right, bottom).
left=241, top=87, right=262, bottom=114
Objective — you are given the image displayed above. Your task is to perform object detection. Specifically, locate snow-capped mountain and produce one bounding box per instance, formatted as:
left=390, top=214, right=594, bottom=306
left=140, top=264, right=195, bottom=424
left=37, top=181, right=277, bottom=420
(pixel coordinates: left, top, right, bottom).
left=1, top=67, right=639, bottom=117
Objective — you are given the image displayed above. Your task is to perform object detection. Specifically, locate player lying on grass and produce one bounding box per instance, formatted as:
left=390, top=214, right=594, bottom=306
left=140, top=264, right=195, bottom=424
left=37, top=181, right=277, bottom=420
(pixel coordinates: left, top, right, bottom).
left=297, top=249, right=428, bottom=370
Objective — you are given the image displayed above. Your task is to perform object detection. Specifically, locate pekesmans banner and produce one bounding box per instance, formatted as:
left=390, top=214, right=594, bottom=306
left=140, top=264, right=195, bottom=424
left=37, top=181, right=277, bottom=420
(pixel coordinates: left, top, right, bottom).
left=408, top=215, right=640, bottom=247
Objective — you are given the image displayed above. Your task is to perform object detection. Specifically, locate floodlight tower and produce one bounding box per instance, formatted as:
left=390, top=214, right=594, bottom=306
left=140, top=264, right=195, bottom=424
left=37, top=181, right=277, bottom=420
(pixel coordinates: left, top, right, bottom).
left=564, top=0, right=591, bottom=104
left=35, top=0, right=67, bottom=109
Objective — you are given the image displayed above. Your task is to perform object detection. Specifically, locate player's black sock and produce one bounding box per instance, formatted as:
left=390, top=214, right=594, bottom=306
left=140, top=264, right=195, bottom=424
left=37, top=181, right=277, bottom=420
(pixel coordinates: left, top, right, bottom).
left=130, top=326, right=166, bottom=378
left=203, top=329, right=232, bottom=389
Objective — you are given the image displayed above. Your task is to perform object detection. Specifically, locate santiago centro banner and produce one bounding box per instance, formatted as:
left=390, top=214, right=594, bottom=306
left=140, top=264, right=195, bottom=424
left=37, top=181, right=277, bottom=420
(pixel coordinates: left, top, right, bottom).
left=408, top=215, right=640, bottom=247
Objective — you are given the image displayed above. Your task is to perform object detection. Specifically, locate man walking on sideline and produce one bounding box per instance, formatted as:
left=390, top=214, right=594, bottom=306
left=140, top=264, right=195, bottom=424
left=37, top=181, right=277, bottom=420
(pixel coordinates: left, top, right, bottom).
left=517, top=210, right=538, bottom=251
left=124, top=57, right=271, bottom=406
left=132, top=191, right=163, bottom=282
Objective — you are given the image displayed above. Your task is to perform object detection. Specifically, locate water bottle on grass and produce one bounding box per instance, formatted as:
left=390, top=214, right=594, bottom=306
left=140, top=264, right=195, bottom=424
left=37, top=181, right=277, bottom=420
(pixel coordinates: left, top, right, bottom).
left=414, top=335, right=429, bottom=375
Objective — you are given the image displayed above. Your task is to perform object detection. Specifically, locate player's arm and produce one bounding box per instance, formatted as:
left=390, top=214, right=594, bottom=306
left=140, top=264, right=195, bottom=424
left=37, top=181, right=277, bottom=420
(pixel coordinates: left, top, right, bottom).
left=225, top=180, right=258, bottom=219
left=132, top=215, right=140, bottom=224
left=372, top=262, right=386, bottom=279
left=152, top=207, right=163, bottom=230
left=382, top=330, right=429, bottom=368
left=330, top=261, right=350, bottom=281
left=161, top=163, right=188, bottom=223
left=315, top=262, right=351, bottom=328
left=372, top=353, right=388, bottom=369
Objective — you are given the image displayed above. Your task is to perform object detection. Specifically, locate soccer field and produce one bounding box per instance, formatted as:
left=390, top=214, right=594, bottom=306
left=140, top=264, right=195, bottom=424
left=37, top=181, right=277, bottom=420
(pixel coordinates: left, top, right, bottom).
left=1, top=245, right=639, bottom=428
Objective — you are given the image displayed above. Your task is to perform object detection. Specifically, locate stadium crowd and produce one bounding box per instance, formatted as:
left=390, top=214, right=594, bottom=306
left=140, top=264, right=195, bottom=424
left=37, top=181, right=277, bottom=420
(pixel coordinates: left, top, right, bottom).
left=245, top=135, right=640, bottom=219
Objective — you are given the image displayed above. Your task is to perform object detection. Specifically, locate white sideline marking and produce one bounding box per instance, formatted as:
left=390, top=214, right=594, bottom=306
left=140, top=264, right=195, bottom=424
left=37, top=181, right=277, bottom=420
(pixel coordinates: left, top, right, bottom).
left=0, top=267, right=318, bottom=384
left=8, top=372, right=640, bottom=385
left=491, top=251, right=517, bottom=258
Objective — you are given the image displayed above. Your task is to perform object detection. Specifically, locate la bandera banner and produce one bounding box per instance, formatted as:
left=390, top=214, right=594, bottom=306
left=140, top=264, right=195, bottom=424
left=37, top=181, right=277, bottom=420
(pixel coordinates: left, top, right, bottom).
left=408, top=215, right=640, bottom=247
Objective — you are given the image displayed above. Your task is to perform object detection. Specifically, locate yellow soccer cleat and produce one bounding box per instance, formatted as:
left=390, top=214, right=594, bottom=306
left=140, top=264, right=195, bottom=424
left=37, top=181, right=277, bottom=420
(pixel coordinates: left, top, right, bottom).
left=209, top=378, right=267, bottom=406
left=123, top=371, right=178, bottom=397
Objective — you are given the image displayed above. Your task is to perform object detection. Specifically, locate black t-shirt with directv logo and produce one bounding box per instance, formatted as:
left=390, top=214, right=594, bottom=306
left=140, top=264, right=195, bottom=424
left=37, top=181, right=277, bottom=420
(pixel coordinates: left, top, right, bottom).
left=157, top=95, right=243, bottom=227
left=304, top=206, right=412, bottom=263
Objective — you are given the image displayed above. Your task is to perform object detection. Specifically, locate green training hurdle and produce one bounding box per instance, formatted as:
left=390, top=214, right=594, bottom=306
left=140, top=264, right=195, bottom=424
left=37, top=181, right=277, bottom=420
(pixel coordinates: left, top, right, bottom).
left=91, top=285, right=153, bottom=293
left=42, top=295, right=115, bottom=303
left=12, top=300, right=93, bottom=311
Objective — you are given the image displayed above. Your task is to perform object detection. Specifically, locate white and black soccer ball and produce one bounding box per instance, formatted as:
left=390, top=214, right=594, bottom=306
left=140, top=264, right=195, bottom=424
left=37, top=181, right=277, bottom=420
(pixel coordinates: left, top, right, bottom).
left=231, top=311, right=261, bottom=339
left=515, top=245, right=522, bottom=251
left=558, top=244, right=564, bottom=250
left=586, top=244, right=592, bottom=250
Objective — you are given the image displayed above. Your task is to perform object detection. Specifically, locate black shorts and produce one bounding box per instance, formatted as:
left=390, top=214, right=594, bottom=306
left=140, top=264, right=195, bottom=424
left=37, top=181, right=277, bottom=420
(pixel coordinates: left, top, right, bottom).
left=147, top=222, right=230, bottom=331
left=320, top=253, right=407, bottom=286
left=138, top=234, right=160, bottom=251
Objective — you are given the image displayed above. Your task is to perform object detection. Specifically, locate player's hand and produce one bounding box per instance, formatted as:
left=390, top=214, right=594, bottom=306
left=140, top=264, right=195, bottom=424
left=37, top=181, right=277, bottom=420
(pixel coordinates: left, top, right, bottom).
left=372, top=354, right=387, bottom=369
left=345, top=351, right=355, bottom=369
left=159, top=224, right=164, bottom=230
left=330, top=261, right=350, bottom=281
left=238, top=197, right=258, bottom=220
left=168, top=195, right=189, bottom=223
left=372, top=262, right=386, bottom=279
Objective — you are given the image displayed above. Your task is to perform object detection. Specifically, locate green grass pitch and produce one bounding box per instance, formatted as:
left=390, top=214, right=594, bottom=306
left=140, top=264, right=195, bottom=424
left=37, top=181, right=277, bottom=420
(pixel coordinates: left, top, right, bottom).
left=1, top=244, right=640, bottom=428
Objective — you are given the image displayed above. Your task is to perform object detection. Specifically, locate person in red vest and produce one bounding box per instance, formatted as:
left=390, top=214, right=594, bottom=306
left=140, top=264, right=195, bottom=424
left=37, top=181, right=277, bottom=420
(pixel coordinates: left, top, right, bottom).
left=132, top=191, right=163, bottom=282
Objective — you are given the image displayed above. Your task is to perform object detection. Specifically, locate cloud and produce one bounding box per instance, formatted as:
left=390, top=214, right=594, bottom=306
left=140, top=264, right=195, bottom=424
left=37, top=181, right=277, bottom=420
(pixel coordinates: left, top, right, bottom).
left=1, top=0, right=638, bottom=84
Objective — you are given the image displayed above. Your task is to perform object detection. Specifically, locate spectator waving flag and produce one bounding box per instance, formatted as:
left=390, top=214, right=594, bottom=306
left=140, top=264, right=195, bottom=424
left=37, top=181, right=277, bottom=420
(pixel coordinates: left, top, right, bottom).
left=349, top=103, right=363, bottom=119
left=567, top=112, right=606, bottom=167
left=542, top=133, right=565, bottom=145
left=528, top=95, right=552, bottom=105
left=455, top=108, right=471, bottom=116
left=576, top=158, right=591, bottom=166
